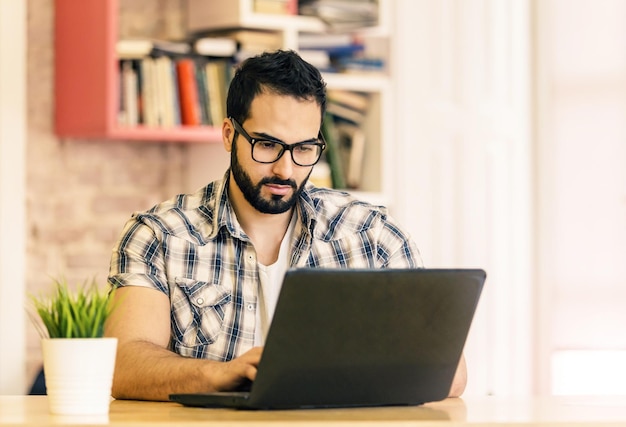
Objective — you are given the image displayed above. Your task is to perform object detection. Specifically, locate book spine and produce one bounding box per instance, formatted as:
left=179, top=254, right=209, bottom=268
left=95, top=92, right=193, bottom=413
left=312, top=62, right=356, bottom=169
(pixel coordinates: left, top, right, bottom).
left=176, top=59, right=201, bottom=126
left=169, top=60, right=181, bottom=126
left=321, top=113, right=346, bottom=189
left=286, top=0, right=298, bottom=15
left=195, top=61, right=211, bottom=126
left=155, top=56, right=175, bottom=127
left=205, top=60, right=229, bottom=126
left=140, top=57, right=158, bottom=127
left=129, top=61, right=140, bottom=126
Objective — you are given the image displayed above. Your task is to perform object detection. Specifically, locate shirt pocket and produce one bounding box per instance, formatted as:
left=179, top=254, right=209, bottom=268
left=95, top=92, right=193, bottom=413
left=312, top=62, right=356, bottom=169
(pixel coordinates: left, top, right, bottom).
left=170, top=277, right=232, bottom=357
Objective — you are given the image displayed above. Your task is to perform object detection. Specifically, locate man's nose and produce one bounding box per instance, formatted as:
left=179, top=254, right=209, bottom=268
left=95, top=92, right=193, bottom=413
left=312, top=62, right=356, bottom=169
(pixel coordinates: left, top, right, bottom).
left=271, top=149, right=296, bottom=178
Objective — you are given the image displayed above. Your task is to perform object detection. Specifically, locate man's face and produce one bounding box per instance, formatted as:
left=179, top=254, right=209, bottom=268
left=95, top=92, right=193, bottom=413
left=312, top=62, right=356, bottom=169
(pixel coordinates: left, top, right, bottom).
left=224, top=91, right=322, bottom=215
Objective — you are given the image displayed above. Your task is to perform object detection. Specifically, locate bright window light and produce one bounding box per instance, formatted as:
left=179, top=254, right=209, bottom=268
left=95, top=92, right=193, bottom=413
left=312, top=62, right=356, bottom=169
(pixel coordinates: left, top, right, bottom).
left=552, top=350, right=626, bottom=395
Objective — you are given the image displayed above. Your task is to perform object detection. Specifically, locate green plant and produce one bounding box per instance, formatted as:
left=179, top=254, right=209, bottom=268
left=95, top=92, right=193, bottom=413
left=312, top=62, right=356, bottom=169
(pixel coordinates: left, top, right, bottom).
left=30, top=278, right=116, bottom=338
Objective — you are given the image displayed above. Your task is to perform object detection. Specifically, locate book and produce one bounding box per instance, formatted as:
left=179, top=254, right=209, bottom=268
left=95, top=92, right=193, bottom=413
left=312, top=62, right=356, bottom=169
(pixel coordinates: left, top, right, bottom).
left=327, top=89, right=370, bottom=111
left=205, top=60, right=229, bottom=126
left=193, top=37, right=238, bottom=57
left=170, top=61, right=182, bottom=126
left=298, top=33, right=356, bottom=49
left=301, top=42, right=365, bottom=58
left=321, top=90, right=370, bottom=188
left=195, top=61, right=211, bottom=125
left=116, top=38, right=191, bottom=59
left=117, top=39, right=153, bottom=59
left=119, top=60, right=139, bottom=126
left=326, top=101, right=366, bottom=125
left=216, top=29, right=283, bottom=53
left=287, top=0, right=298, bottom=14
left=321, top=114, right=346, bottom=189
left=176, top=59, right=202, bottom=126
left=155, top=56, right=179, bottom=127
left=140, top=57, right=157, bottom=126
left=337, top=56, right=385, bottom=73
left=299, top=49, right=332, bottom=71
left=254, top=0, right=297, bottom=15
left=198, top=62, right=214, bottom=126
left=335, top=121, right=366, bottom=188
left=299, top=37, right=366, bottom=73
left=152, top=56, right=166, bottom=126
left=299, top=0, right=379, bottom=30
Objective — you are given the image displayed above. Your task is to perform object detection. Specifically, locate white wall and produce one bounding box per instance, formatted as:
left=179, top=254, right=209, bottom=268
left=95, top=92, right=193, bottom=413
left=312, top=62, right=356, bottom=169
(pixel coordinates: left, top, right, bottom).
left=0, top=0, right=27, bottom=394
left=392, top=0, right=533, bottom=396
left=534, top=0, right=626, bottom=395
left=184, top=144, right=230, bottom=192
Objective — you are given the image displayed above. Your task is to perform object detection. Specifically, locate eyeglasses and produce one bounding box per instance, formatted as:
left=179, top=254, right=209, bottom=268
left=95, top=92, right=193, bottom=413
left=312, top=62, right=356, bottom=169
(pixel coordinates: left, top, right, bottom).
left=230, top=117, right=326, bottom=167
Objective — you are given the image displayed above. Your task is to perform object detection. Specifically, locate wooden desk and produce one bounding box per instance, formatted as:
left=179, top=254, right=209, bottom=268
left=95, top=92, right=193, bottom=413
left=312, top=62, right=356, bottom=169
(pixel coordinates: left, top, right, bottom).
left=1, top=395, right=626, bottom=426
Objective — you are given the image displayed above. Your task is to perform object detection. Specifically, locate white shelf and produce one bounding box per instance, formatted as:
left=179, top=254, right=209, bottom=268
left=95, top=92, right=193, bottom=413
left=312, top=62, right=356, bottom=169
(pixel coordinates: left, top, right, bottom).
left=189, top=10, right=325, bottom=34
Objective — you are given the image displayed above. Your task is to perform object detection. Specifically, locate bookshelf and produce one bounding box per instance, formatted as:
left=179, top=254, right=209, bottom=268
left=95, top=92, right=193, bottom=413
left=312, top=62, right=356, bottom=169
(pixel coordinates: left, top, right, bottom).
left=54, top=0, right=393, bottom=204
left=54, top=0, right=222, bottom=143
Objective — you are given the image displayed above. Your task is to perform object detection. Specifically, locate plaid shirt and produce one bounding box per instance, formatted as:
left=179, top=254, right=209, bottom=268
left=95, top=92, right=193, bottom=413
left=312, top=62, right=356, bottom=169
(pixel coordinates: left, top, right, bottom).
left=108, top=171, right=422, bottom=361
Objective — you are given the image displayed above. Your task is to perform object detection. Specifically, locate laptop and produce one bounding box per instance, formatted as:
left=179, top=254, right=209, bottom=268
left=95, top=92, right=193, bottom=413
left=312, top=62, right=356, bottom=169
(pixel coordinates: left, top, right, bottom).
left=170, top=268, right=486, bottom=410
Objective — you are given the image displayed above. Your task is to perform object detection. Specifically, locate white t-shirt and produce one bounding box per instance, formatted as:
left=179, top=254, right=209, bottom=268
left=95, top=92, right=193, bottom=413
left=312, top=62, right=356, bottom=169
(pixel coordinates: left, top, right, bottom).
left=254, top=216, right=296, bottom=346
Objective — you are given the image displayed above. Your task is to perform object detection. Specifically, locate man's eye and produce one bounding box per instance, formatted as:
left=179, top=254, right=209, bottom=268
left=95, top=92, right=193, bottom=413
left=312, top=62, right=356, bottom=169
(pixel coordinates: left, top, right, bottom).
left=257, top=141, right=278, bottom=150
left=294, top=144, right=315, bottom=153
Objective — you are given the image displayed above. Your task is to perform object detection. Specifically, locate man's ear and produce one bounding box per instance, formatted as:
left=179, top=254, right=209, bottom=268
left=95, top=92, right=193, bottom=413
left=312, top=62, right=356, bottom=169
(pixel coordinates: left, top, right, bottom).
left=222, top=118, right=234, bottom=152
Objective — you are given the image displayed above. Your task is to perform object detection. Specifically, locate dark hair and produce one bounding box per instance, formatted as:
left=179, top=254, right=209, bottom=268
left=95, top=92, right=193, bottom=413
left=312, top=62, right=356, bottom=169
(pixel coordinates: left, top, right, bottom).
left=226, top=50, right=327, bottom=125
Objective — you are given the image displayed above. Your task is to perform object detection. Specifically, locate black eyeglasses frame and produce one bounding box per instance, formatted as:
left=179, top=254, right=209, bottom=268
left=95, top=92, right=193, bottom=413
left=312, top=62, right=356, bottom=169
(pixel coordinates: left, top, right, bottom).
left=229, top=117, right=326, bottom=167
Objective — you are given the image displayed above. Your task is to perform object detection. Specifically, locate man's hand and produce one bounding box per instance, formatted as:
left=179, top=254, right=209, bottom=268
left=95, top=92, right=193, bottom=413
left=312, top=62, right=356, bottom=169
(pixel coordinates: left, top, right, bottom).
left=448, top=354, right=467, bottom=397
left=209, top=346, right=263, bottom=391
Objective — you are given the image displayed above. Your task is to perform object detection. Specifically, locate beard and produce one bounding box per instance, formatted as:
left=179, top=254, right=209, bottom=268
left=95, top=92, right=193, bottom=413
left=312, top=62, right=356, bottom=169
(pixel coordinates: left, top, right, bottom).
left=230, top=141, right=311, bottom=214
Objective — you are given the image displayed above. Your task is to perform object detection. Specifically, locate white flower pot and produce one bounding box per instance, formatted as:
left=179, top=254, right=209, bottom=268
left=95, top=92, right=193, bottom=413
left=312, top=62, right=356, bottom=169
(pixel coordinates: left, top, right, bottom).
left=42, top=337, right=117, bottom=415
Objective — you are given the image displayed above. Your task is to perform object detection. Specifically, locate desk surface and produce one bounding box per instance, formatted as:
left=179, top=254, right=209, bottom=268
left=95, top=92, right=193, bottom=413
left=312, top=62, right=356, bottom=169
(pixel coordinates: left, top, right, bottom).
left=1, top=395, right=626, bottom=426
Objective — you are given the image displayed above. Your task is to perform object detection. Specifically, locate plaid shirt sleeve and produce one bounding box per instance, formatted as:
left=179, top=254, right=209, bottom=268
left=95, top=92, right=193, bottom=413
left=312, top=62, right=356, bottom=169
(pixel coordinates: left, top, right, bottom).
left=108, top=215, right=169, bottom=294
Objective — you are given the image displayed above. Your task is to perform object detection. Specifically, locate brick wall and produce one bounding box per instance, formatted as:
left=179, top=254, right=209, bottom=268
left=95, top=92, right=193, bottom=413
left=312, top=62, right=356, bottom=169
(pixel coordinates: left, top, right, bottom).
left=24, top=0, right=225, bottom=387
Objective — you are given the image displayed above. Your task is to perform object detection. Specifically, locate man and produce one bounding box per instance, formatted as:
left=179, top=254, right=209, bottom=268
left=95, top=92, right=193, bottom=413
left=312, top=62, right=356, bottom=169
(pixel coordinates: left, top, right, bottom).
left=105, top=50, right=467, bottom=401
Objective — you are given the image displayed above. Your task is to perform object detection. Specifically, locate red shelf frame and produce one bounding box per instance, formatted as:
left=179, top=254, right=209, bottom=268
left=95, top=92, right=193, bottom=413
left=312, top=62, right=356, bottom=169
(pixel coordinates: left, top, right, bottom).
left=54, top=0, right=222, bottom=143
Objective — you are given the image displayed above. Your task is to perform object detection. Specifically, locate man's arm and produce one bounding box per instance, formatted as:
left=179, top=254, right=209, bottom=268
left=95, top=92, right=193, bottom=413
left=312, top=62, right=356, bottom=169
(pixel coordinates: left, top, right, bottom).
left=448, top=353, right=467, bottom=398
left=104, top=286, right=260, bottom=401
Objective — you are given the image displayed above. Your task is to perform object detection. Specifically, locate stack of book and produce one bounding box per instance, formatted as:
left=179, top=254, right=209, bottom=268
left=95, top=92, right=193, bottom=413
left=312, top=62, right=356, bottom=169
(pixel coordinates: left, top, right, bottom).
left=298, top=32, right=384, bottom=74
left=319, top=90, right=370, bottom=189
left=211, top=29, right=284, bottom=63
left=116, top=37, right=237, bottom=128
left=298, top=0, right=379, bottom=31
left=254, top=0, right=298, bottom=14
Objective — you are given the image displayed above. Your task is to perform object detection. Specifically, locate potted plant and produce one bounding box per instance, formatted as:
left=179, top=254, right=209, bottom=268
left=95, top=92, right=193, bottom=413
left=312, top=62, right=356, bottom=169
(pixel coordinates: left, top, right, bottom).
left=29, top=278, right=117, bottom=416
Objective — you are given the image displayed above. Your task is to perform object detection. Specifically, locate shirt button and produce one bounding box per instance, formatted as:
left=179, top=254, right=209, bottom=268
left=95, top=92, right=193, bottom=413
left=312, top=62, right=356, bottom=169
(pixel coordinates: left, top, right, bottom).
left=247, top=304, right=254, bottom=311
left=196, top=298, right=204, bottom=305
